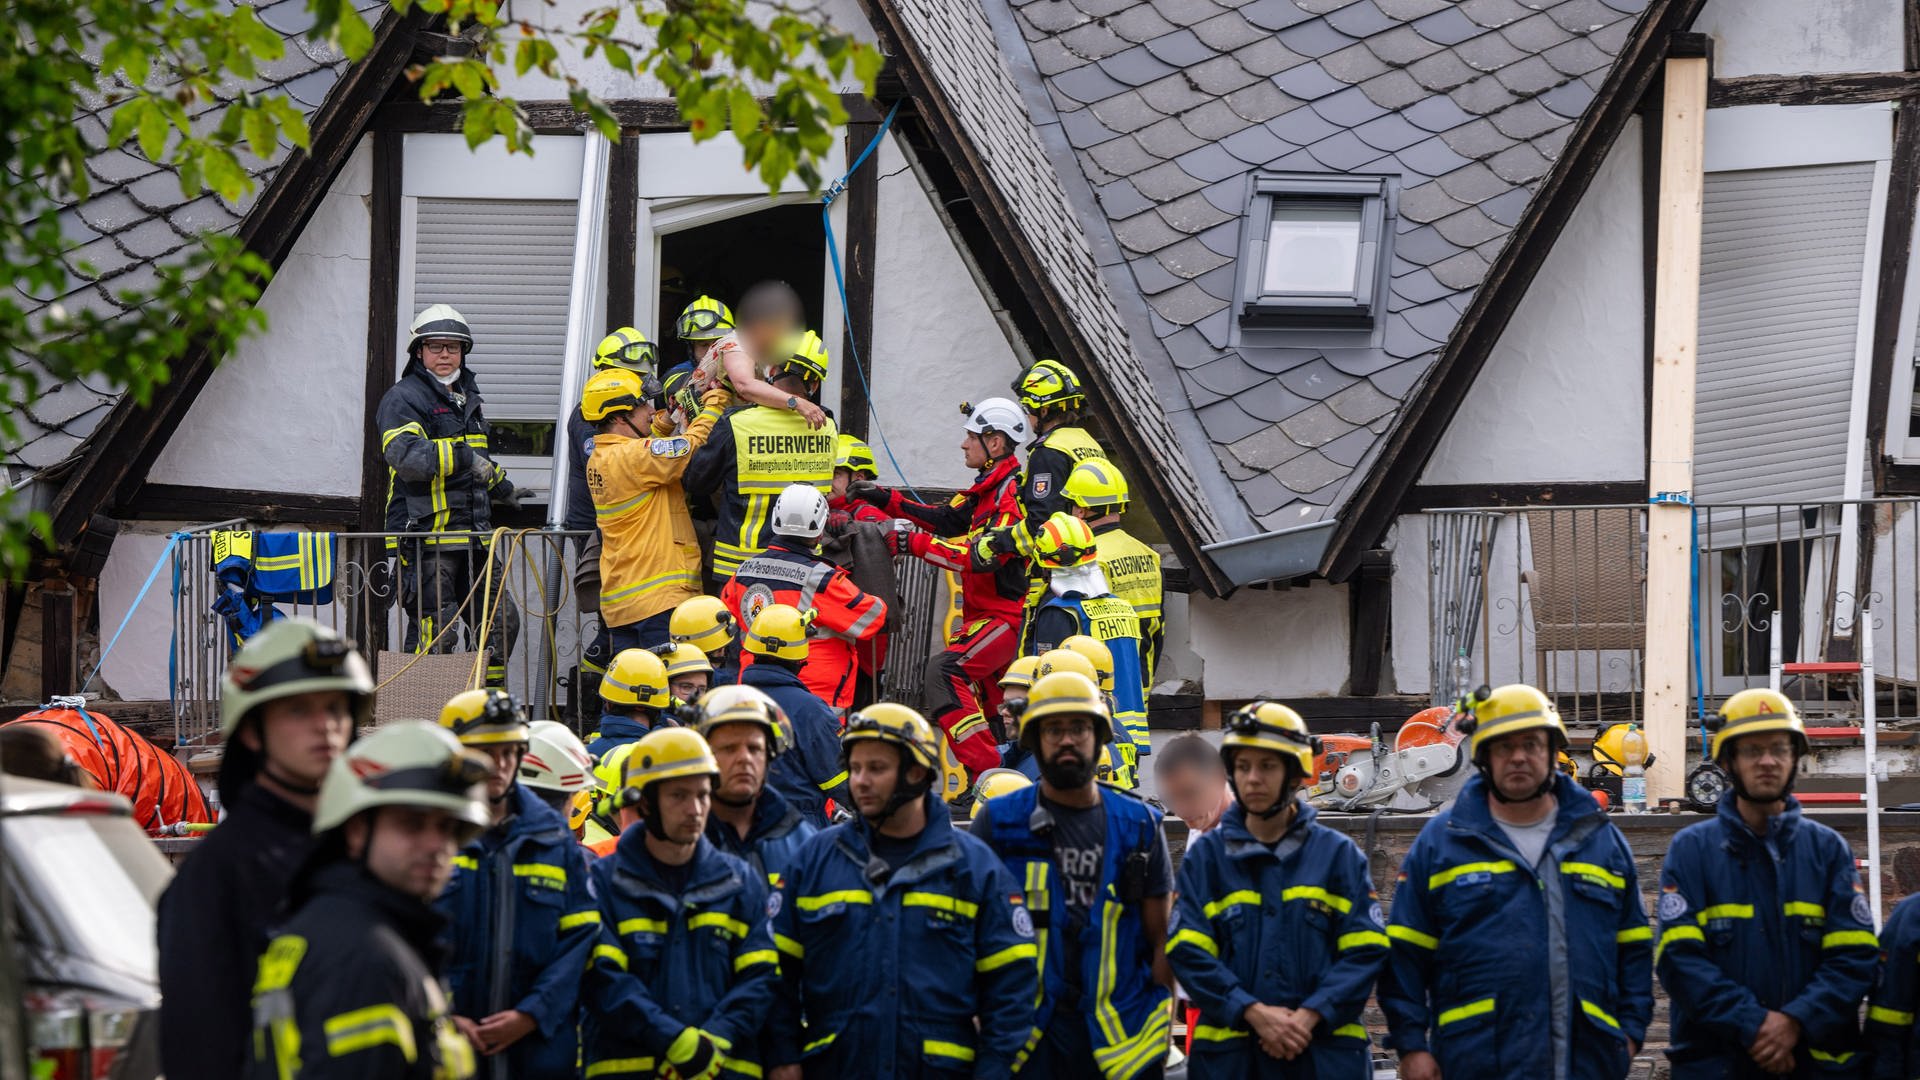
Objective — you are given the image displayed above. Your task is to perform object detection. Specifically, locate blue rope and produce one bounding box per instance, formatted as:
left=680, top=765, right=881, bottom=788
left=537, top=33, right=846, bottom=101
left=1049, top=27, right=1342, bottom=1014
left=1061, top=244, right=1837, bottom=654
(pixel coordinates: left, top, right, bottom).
left=83, top=531, right=187, bottom=694
left=823, top=102, right=923, bottom=500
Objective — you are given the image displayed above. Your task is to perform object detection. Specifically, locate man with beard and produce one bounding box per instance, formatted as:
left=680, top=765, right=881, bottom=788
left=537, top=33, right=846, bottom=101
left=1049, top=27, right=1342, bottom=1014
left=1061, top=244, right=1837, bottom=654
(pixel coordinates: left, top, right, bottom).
left=772, top=703, right=1037, bottom=1077
left=1380, top=684, right=1651, bottom=1080
left=1656, top=689, right=1875, bottom=1077
left=1167, top=702, right=1387, bottom=1076
left=973, top=671, right=1173, bottom=1079
left=161, top=619, right=368, bottom=1079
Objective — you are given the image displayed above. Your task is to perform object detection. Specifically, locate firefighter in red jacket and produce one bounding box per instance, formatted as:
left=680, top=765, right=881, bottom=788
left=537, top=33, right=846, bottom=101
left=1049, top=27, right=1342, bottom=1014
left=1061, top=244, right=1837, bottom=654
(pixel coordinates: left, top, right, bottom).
left=829, top=433, right=891, bottom=528
left=846, top=398, right=1030, bottom=778
left=721, top=483, right=887, bottom=712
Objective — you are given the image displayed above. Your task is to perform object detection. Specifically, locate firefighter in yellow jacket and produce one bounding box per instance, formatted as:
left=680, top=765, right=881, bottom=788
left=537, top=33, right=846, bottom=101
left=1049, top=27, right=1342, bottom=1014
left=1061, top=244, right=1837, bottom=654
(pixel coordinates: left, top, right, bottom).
left=583, top=368, right=731, bottom=653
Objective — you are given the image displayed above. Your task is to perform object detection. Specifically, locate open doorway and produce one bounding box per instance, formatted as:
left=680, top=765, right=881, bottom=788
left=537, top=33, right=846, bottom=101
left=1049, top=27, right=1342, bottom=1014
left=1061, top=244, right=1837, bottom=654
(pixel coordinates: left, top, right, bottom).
left=656, top=203, right=827, bottom=369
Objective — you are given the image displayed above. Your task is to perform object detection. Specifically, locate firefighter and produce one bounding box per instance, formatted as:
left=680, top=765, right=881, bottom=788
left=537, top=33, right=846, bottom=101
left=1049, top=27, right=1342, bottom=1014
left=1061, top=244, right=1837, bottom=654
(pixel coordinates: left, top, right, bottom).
left=583, top=726, right=780, bottom=1079
left=660, top=641, right=715, bottom=704
left=1056, top=635, right=1141, bottom=789
left=696, top=685, right=817, bottom=888
left=565, top=327, right=661, bottom=534
left=519, top=719, right=604, bottom=835
left=583, top=743, right=640, bottom=859
left=846, top=397, right=1030, bottom=779
left=1168, top=702, right=1388, bottom=1077
left=772, top=703, right=1040, bottom=1077
left=584, top=366, right=732, bottom=652
left=1656, top=689, right=1876, bottom=1078
left=1869, top=891, right=1920, bottom=1077
left=722, top=482, right=888, bottom=710
left=973, top=671, right=1174, bottom=1079
left=1063, top=458, right=1163, bottom=686
left=586, top=647, right=676, bottom=761
left=378, top=304, right=526, bottom=685
left=433, top=690, right=597, bottom=1079
left=160, top=619, right=369, bottom=1080
left=1380, top=684, right=1652, bottom=1080
left=986, top=358, right=1108, bottom=620
left=673, top=593, right=740, bottom=682
left=683, top=284, right=828, bottom=428
left=1028, top=512, right=1149, bottom=765
left=247, top=722, right=488, bottom=1080
left=830, top=434, right=890, bottom=526
left=687, top=329, right=839, bottom=585
left=1001, top=649, right=1116, bottom=784
left=737, top=603, right=852, bottom=826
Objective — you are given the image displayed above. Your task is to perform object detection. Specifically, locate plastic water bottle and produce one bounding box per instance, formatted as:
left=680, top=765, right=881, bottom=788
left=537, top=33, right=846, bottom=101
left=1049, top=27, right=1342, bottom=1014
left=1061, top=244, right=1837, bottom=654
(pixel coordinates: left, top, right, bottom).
left=1451, top=648, right=1473, bottom=703
left=1621, top=723, right=1648, bottom=814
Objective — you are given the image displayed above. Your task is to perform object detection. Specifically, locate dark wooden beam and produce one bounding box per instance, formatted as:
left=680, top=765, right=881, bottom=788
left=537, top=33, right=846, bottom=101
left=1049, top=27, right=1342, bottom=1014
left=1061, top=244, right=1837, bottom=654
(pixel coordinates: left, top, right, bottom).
left=49, top=8, right=431, bottom=548
left=836, top=121, right=880, bottom=440
left=374, top=94, right=885, bottom=134
left=1710, top=70, right=1920, bottom=107
left=1323, top=0, right=1711, bottom=582
left=1400, top=480, right=1649, bottom=512
left=123, top=484, right=362, bottom=526
left=1347, top=549, right=1391, bottom=697
left=605, top=132, right=640, bottom=330
left=39, top=582, right=75, bottom=701
left=1641, top=75, right=1663, bottom=481
left=361, top=129, right=403, bottom=533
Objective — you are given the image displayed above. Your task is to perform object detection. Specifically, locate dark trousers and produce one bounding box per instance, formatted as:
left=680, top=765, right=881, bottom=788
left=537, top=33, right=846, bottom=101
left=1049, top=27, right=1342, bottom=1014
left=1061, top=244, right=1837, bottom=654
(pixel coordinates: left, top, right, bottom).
left=400, top=542, right=522, bottom=685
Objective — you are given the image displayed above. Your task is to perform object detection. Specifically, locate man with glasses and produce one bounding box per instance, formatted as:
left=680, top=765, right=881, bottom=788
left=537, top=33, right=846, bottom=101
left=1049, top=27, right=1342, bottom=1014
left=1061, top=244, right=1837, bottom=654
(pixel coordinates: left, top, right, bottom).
left=972, top=671, right=1173, bottom=1078
left=1380, top=684, right=1651, bottom=1080
left=1655, top=689, right=1875, bottom=1077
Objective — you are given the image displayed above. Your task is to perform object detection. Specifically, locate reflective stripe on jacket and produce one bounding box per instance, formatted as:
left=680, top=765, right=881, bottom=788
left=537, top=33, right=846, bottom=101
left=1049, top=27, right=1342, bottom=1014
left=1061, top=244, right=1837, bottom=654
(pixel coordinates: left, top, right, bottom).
left=888, top=457, right=1027, bottom=628
left=770, top=794, right=1040, bottom=1078
left=685, top=406, right=838, bottom=577
left=376, top=360, right=502, bottom=545
left=1093, top=523, right=1162, bottom=686
left=722, top=541, right=887, bottom=710
left=1656, top=792, right=1875, bottom=1078
left=1379, top=772, right=1652, bottom=1080
left=1032, top=590, right=1148, bottom=752
left=589, top=399, right=723, bottom=627
left=1869, top=892, right=1920, bottom=1079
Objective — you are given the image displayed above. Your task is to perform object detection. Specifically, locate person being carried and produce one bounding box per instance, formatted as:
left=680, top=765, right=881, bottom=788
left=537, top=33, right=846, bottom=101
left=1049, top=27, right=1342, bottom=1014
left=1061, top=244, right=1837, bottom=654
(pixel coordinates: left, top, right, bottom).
left=682, top=283, right=828, bottom=429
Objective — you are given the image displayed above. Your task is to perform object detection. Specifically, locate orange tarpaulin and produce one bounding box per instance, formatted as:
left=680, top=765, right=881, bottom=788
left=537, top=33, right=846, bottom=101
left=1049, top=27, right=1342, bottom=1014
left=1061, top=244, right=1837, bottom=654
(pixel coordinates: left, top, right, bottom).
left=3, top=708, right=212, bottom=833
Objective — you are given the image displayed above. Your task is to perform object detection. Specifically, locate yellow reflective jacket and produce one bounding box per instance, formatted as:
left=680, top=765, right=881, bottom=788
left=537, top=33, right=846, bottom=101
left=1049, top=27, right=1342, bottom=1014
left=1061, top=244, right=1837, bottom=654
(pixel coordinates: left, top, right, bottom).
left=1095, top=523, right=1163, bottom=685
left=588, top=399, right=724, bottom=627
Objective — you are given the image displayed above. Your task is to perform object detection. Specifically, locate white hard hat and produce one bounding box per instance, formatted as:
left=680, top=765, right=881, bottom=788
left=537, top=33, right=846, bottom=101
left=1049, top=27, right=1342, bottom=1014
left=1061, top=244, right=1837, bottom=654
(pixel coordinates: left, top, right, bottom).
left=963, top=397, right=1030, bottom=448
left=520, top=720, right=602, bottom=795
left=409, top=304, right=473, bottom=354
left=770, top=483, right=830, bottom=541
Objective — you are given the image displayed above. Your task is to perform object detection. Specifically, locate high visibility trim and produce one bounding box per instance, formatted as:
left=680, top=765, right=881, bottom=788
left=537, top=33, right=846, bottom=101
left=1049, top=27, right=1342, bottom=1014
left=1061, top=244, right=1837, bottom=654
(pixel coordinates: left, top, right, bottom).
left=514, top=863, right=566, bottom=886
left=595, top=489, right=655, bottom=520
left=1338, top=930, right=1391, bottom=951
left=1561, top=862, right=1625, bottom=889
left=976, top=942, right=1038, bottom=972
left=593, top=944, right=629, bottom=970
left=720, top=1056, right=762, bottom=1076
left=1784, top=901, right=1826, bottom=918
left=1281, top=885, right=1353, bottom=914
left=381, top=422, right=425, bottom=450
left=585, top=1058, right=654, bottom=1078
left=323, top=1004, right=416, bottom=1063
left=1580, top=999, right=1620, bottom=1031
left=803, top=1034, right=837, bottom=1053
left=1871, top=1005, right=1916, bottom=1027
left=1429, top=860, right=1518, bottom=889
left=1190, top=1024, right=1246, bottom=1042
left=690, top=912, right=751, bottom=939
left=1696, top=903, right=1753, bottom=923
left=1332, top=1023, right=1368, bottom=1040
left=734, top=948, right=778, bottom=972
left=603, top=570, right=701, bottom=604
left=1437, top=998, right=1496, bottom=1027
left=775, top=933, right=805, bottom=958
left=618, top=917, right=669, bottom=936
left=796, top=890, right=873, bottom=911
left=453, top=855, right=478, bottom=870
left=1809, top=1049, right=1855, bottom=1064
left=1092, top=1008, right=1172, bottom=1079
left=1615, top=925, right=1653, bottom=944
left=903, top=892, right=980, bottom=919
left=1824, top=930, right=1878, bottom=949
left=818, top=770, right=849, bottom=791
left=1167, top=928, right=1219, bottom=957
left=1388, top=924, right=1439, bottom=950
left=1655, top=924, right=1704, bottom=963
left=559, top=911, right=601, bottom=931
left=1093, top=894, right=1126, bottom=1045
left=924, top=1040, right=975, bottom=1062
left=1202, top=890, right=1262, bottom=918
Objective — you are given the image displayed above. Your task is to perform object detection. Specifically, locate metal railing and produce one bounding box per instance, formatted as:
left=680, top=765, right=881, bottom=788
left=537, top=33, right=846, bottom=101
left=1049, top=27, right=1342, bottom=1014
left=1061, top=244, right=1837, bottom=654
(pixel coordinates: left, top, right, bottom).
left=1420, top=499, right=1920, bottom=725
left=170, top=525, right=952, bottom=748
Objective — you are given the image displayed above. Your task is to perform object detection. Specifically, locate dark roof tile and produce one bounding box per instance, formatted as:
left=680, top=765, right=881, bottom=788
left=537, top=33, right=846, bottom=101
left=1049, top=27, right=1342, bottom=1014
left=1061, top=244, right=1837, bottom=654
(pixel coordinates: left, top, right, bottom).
left=1441, top=117, right=1517, bottom=160
left=1590, top=17, right=1633, bottom=54
left=1497, top=11, right=1569, bottom=52
left=1487, top=140, right=1551, bottom=183
left=1459, top=0, right=1530, bottom=28
left=256, top=0, right=319, bottom=35
left=1150, top=0, right=1230, bottom=24
left=1240, top=347, right=1325, bottom=376
left=1363, top=24, right=1445, bottom=65
left=1546, top=0, right=1624, bottom=34
left=1158, top=235, right=1236, bottom=277
left=1110, top=4, right=1180, bottom=42
left=1304, top=129, right=1382, bottom=170
left=1101, top=45, right=1182, bottom=87
left=1060, top=105, right=1123, bottom=148
left=1030, top=5, right=1098, bottom=38
left=1407, top=48, right=1477, bottom=91
left=1158, top=190, right=1236, bottom=232
left=1324, top=1, right=1399, bottom=39
left=1132, top=159, right=1211, bottom=200
left=1143, top=28, right=1217, bottom=66
left=1317, top=425, right=1379, bottom=467
left=1495, top=55, right=1563, bottom=96
left=1240, top=0, right=1320, bottom=31
left=1352, top=110, right=1426, bottom=152
left=1090, top=90, right=1164, bottom=132
left=1191, top=10, right=1270, bottom=51
left=1476, top=185, right=1533, bottom=226
left=1191, top=260, right=1239, bottom=299
left=1197, top=219, right=1244, bottom=257
left=1533, top=123, right=1573, bottom=161
left=1543, top=35, right=1612, bottom=77
left=1198, top=398, right=1269, bottom=443
left=1273, top=61, right=1350, bottom=102
left=1410, top=5, right=1483, bottom=45
left=1237, top=469, right=1296, bottom=515
left=1357, top=69, right=1426, bottom=110
left=1131, top=253, right=1189, bottom=294
left=1233, top=37, right=1309, bottom=77
left=1540, top=78, right=1597, bottom=119
left=1054, top=63, right=1133, bottom=105
left=1227, top=425, right=1313, bottom=471
left=1202, top=181, right=1247, bottom=215
left=1187, top=54, right=1261, bottom=96
left=1320, top=41, right=1390, bottom=85
left=1146, top=280, right=1231, bottom=324
left=1278, top=357, right=1358, bottom=401
left=1114, top=206, right=1188, bottom=253
left=1455, top=30, right=1526, bottom=73
left=1179, top=368, right=1230, bottom=409
left=1225, top=81, right=1300, bottom=124
left=1394, top=134, right=1474, bottom=177
left=1220, top=121, right=1289, bottom=165
left=1279, top=402, right=1350, bottom=448
left=1311, top=84, right=1390, bottom=128
left=1176, top=141, right=1253, bottom=182
left=1029, top=36, right=1084, bottom=75
left=1489, top=98, right=1562, bottom=140
left=1135, top=115, right=1209, bottom=159
left=1096, top=177, right=1158, bottom=218
left=1322, top=346, right=1404, bottom=376
left=1429, top=247, right=1493, bottom=289
left=1435, top=161, right=1507, bottom=203
left=1450, top=73, right=1520, bottom=115
left=280, top=68, right=341, bottom=108
left=1392, top=224, right=1456, bottom=266
left=1138, top=72, right=1212, bottom=114
left=1180, top=98, right=1252, bottom=139
left=1376, top=0, right=1450, bottom=16
left=1268, top=103, right=1343, bottom=146
left=1368, top=358, right=1428, bottom=399
left=1276, top=18, right=1358, bottom=59
left=1398, top=181, right=1467, bottom=224
left=1237, top=378, right=1320, bottom=423
left=1189, top=354, right=1272, bottom=396
left=1382, top=311, right=1445, bottom=358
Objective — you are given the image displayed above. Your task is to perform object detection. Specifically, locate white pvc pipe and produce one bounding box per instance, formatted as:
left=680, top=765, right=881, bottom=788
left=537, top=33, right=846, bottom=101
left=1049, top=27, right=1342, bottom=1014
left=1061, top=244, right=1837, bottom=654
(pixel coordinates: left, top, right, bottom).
left=1865, top=616, right=1883, bottom=927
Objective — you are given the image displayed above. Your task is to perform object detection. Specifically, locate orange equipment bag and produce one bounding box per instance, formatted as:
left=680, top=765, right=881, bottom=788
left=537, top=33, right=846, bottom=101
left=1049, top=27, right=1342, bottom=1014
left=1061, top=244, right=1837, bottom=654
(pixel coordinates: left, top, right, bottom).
left=2, top=707, right=213, bottom=833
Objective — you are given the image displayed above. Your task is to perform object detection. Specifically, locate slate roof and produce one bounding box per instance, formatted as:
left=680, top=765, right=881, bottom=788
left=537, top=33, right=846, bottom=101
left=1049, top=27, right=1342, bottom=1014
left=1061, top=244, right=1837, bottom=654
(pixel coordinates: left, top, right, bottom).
left=5, top=0, right=385, bottom=481
left=884, top=0, right=1652, bottom=541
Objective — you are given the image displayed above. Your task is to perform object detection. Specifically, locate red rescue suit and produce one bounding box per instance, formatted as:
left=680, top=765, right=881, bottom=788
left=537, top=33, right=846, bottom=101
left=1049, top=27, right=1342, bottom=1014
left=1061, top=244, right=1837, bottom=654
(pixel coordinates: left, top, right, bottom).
left=721, top=539, right=887, bottom=711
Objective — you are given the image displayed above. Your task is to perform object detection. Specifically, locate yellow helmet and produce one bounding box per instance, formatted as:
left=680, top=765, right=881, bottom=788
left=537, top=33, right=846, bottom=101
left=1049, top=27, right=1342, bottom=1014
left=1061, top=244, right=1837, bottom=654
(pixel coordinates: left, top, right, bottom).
left=1063, top=457, right=1129, bottom=514
left=1462, top=684, right=1566, bottom=763
left=842, top=703, right=940, bottom=772
left=695, top=684, right=790, bottom=758
left=1061, top=635, right=1115, bottom=693
left=594, top=326, right=658, bottom=373
left=970, top=767, right=1033, bottom=820
left=1221, top=701, right=1318, bottom=778
left=582, top=369, right=648, bottom=422
left=1710, top=688, right=1809, bottom=762
left=776, top=329, right=830, bottom=382
left=601, top=648, right=670, bottom=710
left=1035, top=647, right=1098, bottom=684
left=1013, top=358, right=1085, bottom=413
left=656, top=642, right=713, bottom=680
left=590, top=743, right=637, bottom=827
left=671, top=596, right=737, bottom=654
left=676, top=295, right=735, bottom=342
left=1590, top=722, right=1656, bottom=777
left=568, top=789, right=593, bottom=832
left=744, top=603, right=812, bottom=662
left=620, top=727, right=719, bottom=805
left=313, top=722, right=492, bottom=835
left=438, top=688, right=530, bottom=746
left=835, top=434, right=877, bottom=477
left=1033, top=512, right=1099, bottom=571
left=999, top=655, right=1043, bottom=692
left=1019, top=671, right=1113, bottom=747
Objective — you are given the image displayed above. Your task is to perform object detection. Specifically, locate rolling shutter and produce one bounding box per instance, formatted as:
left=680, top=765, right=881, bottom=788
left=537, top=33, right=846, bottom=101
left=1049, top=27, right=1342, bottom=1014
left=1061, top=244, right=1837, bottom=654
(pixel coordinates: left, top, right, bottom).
left=1694, top=163, right=1874, bottom=505
left=411, top=198, right=577, bottom=421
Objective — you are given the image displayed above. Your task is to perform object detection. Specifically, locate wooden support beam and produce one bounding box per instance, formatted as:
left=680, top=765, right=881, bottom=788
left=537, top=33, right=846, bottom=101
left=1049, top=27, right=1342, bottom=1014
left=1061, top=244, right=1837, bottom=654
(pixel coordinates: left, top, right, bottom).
left=124, top=484, right=363, bottom=526
left=1347, top=550, right=1392, bottom=697
left=373, top=95, right=887, bottom=134
left=361, top=129, right=403, bottom=534
left=1644, top=54, right=1710, bottom=802
left=39, top=582, right=75, bottom=700
left=605, top=133, right=640, bottom=331
left=836, top=121, right=880, bottom=440
left=1400, top=480, right=1648, bottom=511
left=1710, top=70, right=1920, bottom=108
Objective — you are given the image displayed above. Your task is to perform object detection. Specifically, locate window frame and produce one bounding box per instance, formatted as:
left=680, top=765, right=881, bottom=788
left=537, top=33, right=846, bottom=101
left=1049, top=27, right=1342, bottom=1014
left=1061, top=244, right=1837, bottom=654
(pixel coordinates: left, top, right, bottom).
left=1238, top=173, right=1390, bottom=330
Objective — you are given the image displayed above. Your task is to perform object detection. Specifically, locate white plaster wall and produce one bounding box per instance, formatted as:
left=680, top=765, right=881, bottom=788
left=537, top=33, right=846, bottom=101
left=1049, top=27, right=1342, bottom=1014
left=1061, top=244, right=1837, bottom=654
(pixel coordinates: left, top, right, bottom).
left=147, top=139, right=373, bottom=496
left=1184, top=580, right=1350, bottom=698
left=96, top=525, right=192, bottom=701
left=1421, top=121, right=1645, bottom=486
left=1694, top=0, right=1902, bottom=78
left=866, top=133, right=1027, bottom=490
